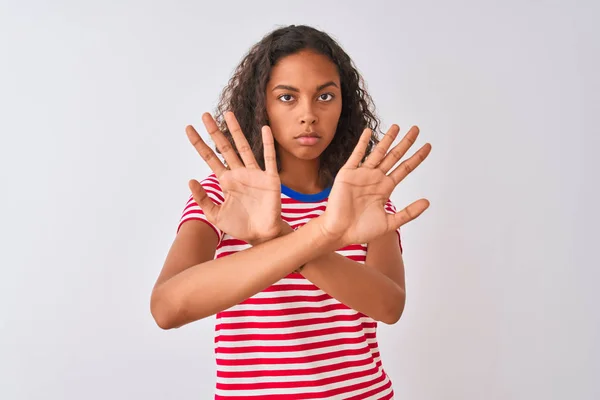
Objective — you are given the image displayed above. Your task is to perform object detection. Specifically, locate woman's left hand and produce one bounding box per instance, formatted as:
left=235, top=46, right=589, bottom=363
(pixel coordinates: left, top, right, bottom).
left=318, top=124, right=432, bottom=247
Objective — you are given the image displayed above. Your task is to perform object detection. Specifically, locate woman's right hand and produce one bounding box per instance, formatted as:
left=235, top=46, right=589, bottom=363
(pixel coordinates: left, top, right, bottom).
left=185, top=111, right=282, bottom=245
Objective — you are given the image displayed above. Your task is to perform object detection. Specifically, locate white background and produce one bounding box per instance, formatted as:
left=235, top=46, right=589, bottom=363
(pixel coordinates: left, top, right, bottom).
left=1, top=1, right=598, bottom=399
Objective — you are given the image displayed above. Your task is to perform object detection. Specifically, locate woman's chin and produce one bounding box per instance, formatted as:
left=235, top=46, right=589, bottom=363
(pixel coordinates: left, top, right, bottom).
left=292, top=148, right=324, bottom=161
left=276, top=142, right=327, bottom=163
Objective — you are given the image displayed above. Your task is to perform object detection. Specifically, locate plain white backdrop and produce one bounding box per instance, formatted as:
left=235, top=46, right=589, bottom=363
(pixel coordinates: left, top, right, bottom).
left=1, top=1, right=598, bottom=399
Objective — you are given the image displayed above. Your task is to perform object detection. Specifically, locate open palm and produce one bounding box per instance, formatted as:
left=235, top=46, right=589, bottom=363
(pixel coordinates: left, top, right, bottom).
left=322, top=125, right=432, bottom=246
left=186, top=112, right=281, bottom=244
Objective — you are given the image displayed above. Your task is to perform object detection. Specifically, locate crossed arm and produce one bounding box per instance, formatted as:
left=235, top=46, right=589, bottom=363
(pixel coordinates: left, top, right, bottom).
left=151, top=112, right=427, bottom=329
left=276, top=221, right=406, bottom=325
left=151, top=218, right=405, bottom=330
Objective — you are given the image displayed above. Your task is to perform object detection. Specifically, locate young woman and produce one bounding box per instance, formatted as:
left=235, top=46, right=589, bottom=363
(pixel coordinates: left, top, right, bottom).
left=151, top=24, right=431, bottom=399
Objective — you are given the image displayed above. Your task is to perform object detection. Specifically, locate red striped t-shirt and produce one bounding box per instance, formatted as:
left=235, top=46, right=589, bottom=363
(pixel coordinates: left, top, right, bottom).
left=178, top=174, right=402, bottom=399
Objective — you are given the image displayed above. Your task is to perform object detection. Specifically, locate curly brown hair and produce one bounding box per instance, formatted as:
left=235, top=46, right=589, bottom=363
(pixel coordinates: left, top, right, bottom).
left=214, top=24, right=382, bottom=188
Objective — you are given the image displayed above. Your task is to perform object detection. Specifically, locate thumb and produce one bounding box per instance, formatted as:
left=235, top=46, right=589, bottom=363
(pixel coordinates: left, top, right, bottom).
left=189, top=179, right=219, bottom=222
left=388, top=198, right=430, bottom=231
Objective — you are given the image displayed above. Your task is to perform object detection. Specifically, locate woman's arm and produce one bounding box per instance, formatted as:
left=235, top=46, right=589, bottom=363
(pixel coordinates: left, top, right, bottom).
left=280, top=222, right=406, bottom=325
left=271, top=124, right=430, bottom=325
left=150, top=217, right=339, bottom=330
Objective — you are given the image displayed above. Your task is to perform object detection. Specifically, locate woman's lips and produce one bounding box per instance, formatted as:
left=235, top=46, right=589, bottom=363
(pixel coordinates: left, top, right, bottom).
left=296, top=136, right=320, bottom=145
left=295, top=132, right=321, bottom=146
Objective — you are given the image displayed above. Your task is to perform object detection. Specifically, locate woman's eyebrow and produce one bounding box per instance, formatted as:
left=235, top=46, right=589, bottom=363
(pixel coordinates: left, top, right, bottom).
left=271, top=81, right=339, bottom=92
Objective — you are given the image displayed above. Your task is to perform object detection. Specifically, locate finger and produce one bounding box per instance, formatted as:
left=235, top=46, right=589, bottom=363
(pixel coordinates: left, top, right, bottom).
left=185, top=125, right=227, bottom=176
left=388, top=143, right=432, bottom=185
left=202, top=112, right=243, bottom=169
left=225, top=111, right=259, bottom=169
left=344, top=128, right=372, bottom=168
left=388, top=198, right=430, bottom=230
left=361, top=124, right=400, bottom=168
left=378, top=126, right=420, bottom=173
left=188, top=179, right=219, bottom=222
left=262, top=125, right=277, bottom=173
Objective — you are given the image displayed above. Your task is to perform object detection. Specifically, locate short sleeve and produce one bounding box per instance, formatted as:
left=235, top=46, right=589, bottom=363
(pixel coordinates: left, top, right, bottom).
left=177, top=174, right=224, bottom=246
left=384, top=198, right=403, bottom=254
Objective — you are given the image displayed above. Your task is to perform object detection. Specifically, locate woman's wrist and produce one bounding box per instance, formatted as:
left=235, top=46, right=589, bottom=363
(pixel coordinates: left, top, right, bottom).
left=248, top=220, right=292, bottom=246
left=250, top=218, right=339, bottom=273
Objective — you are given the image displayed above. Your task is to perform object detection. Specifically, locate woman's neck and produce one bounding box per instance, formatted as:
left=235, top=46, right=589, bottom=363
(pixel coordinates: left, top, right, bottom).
left=278, top=153, right=323, bottom=194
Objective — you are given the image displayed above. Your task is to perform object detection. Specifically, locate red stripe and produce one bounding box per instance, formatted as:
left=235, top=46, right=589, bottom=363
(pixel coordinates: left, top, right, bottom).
left=338, top=244, right=367, bottom=251
left=261, top=284, right=320, bottom=292
left=217, top=357, right=374, bottom=378
left=216, top=312, right=362, bottom=330
left=281, top=197, right=327, bottom=204
left=281, top=205, right=327, bottom=214
left=282, top=213, right=323, bottom=222
left=240, top=293, right=333, bottom=305
left=216, top=346, right=371, bottom=366
left=219, top=303, right=350, bottom=318
left=220, top=238, right=249, bottom=247
left=215, top=364, right=382, bottom=391
left=216, top=335, right=367, bottom=354
left=216, top=324, right=364, bottom=343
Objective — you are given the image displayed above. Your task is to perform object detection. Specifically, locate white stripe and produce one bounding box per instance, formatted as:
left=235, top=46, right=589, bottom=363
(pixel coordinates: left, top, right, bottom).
left=216, top=314, right=376, bottom=335
left=281, top=217, right=316, bottom=226
left=280, top=201, right=325, bottom=209
left=335, top=249, right=367, bottom=258
left=207, top=191, right=224, bottom=203
left=180, top=214, right=208, bottom=222
left=273, top=278, right=317, bottom=285
left=217, top=319, right=364, bottom=336
left=217, top=244, right=251, bottom=254
left=216, top=363, right=378, bottom=384
left=281, top=210, right=325, bottom=217
left=248, top=289, right=328, bottom=299
left=229, top=298, right=340, bottom=311
left=281, top=211, right=326, bottom=219
left=217, top=308, right=360, bottom=324
left=217, top=329, right=366, bottom=348
left=217, top=351, right=375, bottom=372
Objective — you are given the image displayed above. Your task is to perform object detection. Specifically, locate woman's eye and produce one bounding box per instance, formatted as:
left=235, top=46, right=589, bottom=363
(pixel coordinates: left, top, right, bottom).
left=279, top=94, right=294, bottom=102
left=319, top=93, right=334, bottom=101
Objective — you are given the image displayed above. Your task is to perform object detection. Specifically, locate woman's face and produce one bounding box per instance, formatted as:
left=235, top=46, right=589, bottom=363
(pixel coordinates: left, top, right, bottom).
left=265, top=49, right=343, bottom=162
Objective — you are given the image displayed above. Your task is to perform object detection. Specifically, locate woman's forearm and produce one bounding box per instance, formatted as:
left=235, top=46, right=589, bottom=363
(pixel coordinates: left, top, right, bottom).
left=280, top=222, right=405, bottom=324
left=151, top=218, right=339, bottom=329
left=301, top=253, right=405, bottom=324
